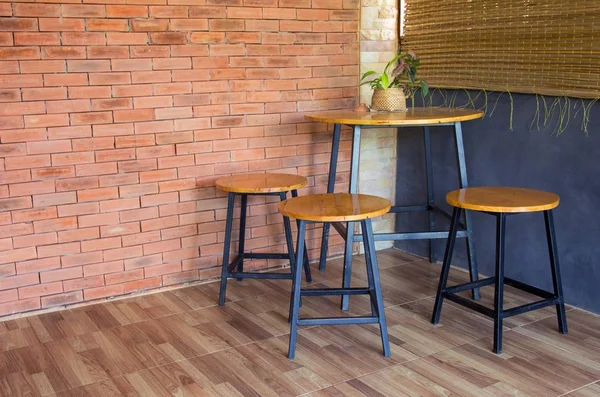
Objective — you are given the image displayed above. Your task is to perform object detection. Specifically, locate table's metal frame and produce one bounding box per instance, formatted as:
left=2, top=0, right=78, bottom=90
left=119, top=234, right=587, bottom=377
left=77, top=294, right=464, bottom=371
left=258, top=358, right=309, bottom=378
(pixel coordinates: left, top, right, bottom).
left=318, top=121, right=481, bottom=310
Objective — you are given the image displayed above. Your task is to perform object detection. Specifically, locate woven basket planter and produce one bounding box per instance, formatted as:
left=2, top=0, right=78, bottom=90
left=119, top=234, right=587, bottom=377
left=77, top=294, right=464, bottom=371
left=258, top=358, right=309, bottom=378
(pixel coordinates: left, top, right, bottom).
left=370, top=88, right=407, bottom=112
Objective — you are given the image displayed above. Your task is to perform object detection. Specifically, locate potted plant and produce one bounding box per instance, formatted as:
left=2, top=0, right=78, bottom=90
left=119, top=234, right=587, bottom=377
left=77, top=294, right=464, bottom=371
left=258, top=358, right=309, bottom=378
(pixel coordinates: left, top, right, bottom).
left=360, top=50, right=429, bottom=112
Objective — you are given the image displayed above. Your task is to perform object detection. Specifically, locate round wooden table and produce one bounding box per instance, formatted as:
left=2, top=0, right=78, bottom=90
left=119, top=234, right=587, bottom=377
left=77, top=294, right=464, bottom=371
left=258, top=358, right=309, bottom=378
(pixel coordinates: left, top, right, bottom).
left=305, top=107, right=484, bottom=310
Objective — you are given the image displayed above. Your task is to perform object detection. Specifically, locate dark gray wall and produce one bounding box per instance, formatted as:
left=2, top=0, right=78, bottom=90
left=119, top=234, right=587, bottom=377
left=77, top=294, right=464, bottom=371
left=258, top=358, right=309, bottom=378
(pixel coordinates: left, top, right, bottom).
left=395, top=91, right=600, bottom=313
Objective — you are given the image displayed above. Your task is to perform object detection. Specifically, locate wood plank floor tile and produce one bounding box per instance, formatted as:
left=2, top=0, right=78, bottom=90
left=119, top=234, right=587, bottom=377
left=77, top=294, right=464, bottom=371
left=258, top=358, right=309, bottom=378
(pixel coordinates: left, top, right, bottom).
left=565, top=382, right=600, bottom=396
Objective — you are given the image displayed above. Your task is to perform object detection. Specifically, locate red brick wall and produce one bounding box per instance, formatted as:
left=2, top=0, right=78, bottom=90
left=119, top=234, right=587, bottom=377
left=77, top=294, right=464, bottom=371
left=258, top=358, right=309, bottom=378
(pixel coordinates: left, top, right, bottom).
left=0, top=0, right=358, bottom=317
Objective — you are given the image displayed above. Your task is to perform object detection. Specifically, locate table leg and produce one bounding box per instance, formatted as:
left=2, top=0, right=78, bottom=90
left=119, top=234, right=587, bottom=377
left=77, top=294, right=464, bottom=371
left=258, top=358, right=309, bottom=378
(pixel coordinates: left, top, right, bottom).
left=318, top=123, right=342, bottom=271
left=341, top=125, right=361, bottom=311
left=423, top=126, right=437, bottom=263
left=454, top=121, right=480, bottom=300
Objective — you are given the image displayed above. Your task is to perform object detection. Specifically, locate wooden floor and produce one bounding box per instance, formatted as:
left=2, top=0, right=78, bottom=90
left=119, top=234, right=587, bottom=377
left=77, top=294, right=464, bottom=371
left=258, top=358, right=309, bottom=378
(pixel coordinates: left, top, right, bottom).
left=1, top=249, right=600, bottom=397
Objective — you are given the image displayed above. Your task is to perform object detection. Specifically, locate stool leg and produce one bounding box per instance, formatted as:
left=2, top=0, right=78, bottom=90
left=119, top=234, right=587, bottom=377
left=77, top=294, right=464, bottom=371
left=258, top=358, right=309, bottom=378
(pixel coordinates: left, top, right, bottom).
left=341, top=221, right=355, bottom=311
left=363, top=219, right=390, bottom=357
left=454, top=121, right=480, bottom=301
left=292, top=189, right=312, bottom=283
left=288, top=220, right=306, bottom=359
left=432, top=207, right=462, bottom=324
left=423, top=126, right=438, bottom=264
left=544, top=210, right=568, bottom=334
left=280, top=192, right=297, bottom=322
left=218, top=192, right=236, bottom=306
left=493, top=213, right=507, bottom=354
left=319, top=123, right=342, bottom=271
left=237, top=194, right=247, bottom=281
left=361, top=222, right=377, bottom=317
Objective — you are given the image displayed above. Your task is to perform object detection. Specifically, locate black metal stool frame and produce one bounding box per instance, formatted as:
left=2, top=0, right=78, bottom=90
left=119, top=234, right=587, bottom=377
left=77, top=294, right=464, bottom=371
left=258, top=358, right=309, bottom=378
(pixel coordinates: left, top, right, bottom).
left=218, top=190, right=312, bottom=306
left=431, top=207, right=568, bottom=354
left=288, top=217, right=390, bottom=359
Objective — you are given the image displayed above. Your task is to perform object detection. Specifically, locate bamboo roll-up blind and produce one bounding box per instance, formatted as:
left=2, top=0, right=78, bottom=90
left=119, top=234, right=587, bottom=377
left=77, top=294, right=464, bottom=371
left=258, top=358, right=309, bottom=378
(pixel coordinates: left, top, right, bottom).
left=402, top=0, right=600, bottom=98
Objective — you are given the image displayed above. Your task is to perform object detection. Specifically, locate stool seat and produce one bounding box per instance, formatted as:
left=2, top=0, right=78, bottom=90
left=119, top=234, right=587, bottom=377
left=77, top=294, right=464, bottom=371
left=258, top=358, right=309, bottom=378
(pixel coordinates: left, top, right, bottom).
left=216, top=173, right=307, bottom=194
left=446, top=187, right=560, bottom=213
left=278, top=193, right=391, bottom=222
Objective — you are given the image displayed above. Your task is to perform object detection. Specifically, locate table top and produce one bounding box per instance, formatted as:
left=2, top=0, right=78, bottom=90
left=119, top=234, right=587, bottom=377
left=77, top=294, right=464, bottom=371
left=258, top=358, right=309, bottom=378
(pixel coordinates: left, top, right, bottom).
left=216, top=173, right=307, bottom=194
left=305, top=107, right=484, bottom=126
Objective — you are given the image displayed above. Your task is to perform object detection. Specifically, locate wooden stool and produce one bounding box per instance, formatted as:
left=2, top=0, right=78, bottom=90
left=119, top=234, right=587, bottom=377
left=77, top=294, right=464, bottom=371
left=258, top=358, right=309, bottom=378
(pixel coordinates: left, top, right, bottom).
left=279, top=193, right=392, bottom=359
left=432, top=187, right=568, bottom=353
left=216, top=173, right=312, bottom=306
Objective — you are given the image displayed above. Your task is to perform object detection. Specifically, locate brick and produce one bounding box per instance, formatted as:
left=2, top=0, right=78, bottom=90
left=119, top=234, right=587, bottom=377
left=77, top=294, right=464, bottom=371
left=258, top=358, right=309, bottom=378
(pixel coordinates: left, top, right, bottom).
left=0, top=88, right=20, bottom=103
left=106, top=5, right=148, bottom=18
left=0, top=196, right=32, bottom=211
left=0, top=18, right=38, bottom=32
left=170, top=19, right=209, bottom=32
left=114, top=109, right=154, bottom=123
left=149, top=5, right=188, bottom=18
left=39, top=18, right=84, bottom=32
left=92, top=98, right=133, bottom=111
left=41, top=291, right=83, bottom=308
left=153, top=57, right=191, bottom=70
left=144, top=262, right=181, bottom=278
left=105, top=269, right=143, bottom=285
left=34, top=217, right=78, bottom=233
left=57, top=202, right=99, bottom=217
left=52, top=152, right=95, bottom=166
left=42, top=47, right=86, bottom=60
left=62, top=32, right=105, bottom=46
left=150, top=32, right=187, bottom=44
left=0, top=264, right=15, bottom=278
left=44, top=73, right=88, bottom=87
left=100, top=221, right=140, bottom=238
left=0, top=247, right=38, bottom=266
left=5, top=155, right=50, bottom=170
left=9, top=180, right=55, bottom=197
left=88, top=47, right=130, bottom=60
left=16, top=257, right=60, bottom=274
left=84, top=284, right=124, bottom=301
left=18, top=281, right=62, bottom=299
left=79, top=212, right=120, bottom=228
left=0, top=297, right=40, bottom=317
left=22, top=87, right=66, bottom=101
left=86, top=19, right=129, bottom=32
left=84, top=260, right=123, bottom=277
left=94, top=123, right=134, bottom=137
left=81, top=237, right=122, bottom=253
left=48, top=126, right=92, bottom=140
left=104, top=245, right=142, bottom=261
left=59, top=227, right=100, bottom=243
left=123, top=277, right=161, bottom=293
left=117, top=159, right=157, bottom=173
left=133, top=95, right=172, bottom=109
left=62, top=5, right=106, bottom=18
left=115, top=134, right=155, bottom=148
left=0, top=74, right=43, bottom=89
left=0, top=170, right=31, bottom=185
left=106, top=33, right=148, bottom=45
left=100, top=197, right=140, bottom=212
left=95, top=148, right=135, bottom=163
left=131, top=20, right=169, bottom=32
left=13, top=232, right=57, bottom=249
left=14, top=32, right=60, bottom=46
left=189, top=32, right=225, bottom=44
left=76, top=162, right=118, bottom=177
left=119, top=207, right=158, bottom=223
left=56, top=176, right=98, bottom=192
left=27, top=139, right=72, bottom=154
left=63, top=275, right=104, bottom=292
left=68, top=60, right=111, bottom=73
left=122, top=230, right=160, bottom=247
left=20, top=60, right=65, bottom=74
left=72, top=137, right=114, bottom=151
left=0, top=223, right=33, bottom=239
left=38, top=242, right=80, bottom=258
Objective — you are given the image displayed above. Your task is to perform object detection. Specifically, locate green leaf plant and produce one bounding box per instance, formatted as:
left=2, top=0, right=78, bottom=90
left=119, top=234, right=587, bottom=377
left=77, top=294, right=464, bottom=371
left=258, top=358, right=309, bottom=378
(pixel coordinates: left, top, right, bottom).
left=360, top=50, right=429, bottom=99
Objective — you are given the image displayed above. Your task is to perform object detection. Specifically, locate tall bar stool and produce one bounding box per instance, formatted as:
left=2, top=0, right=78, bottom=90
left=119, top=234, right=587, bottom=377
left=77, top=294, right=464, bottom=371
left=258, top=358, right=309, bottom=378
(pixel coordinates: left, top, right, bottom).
left=279, top=193, right=392, bottom=359
left=432, top=187, right=568, bottom=353
left=216, top=173, right=312, bottom=306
